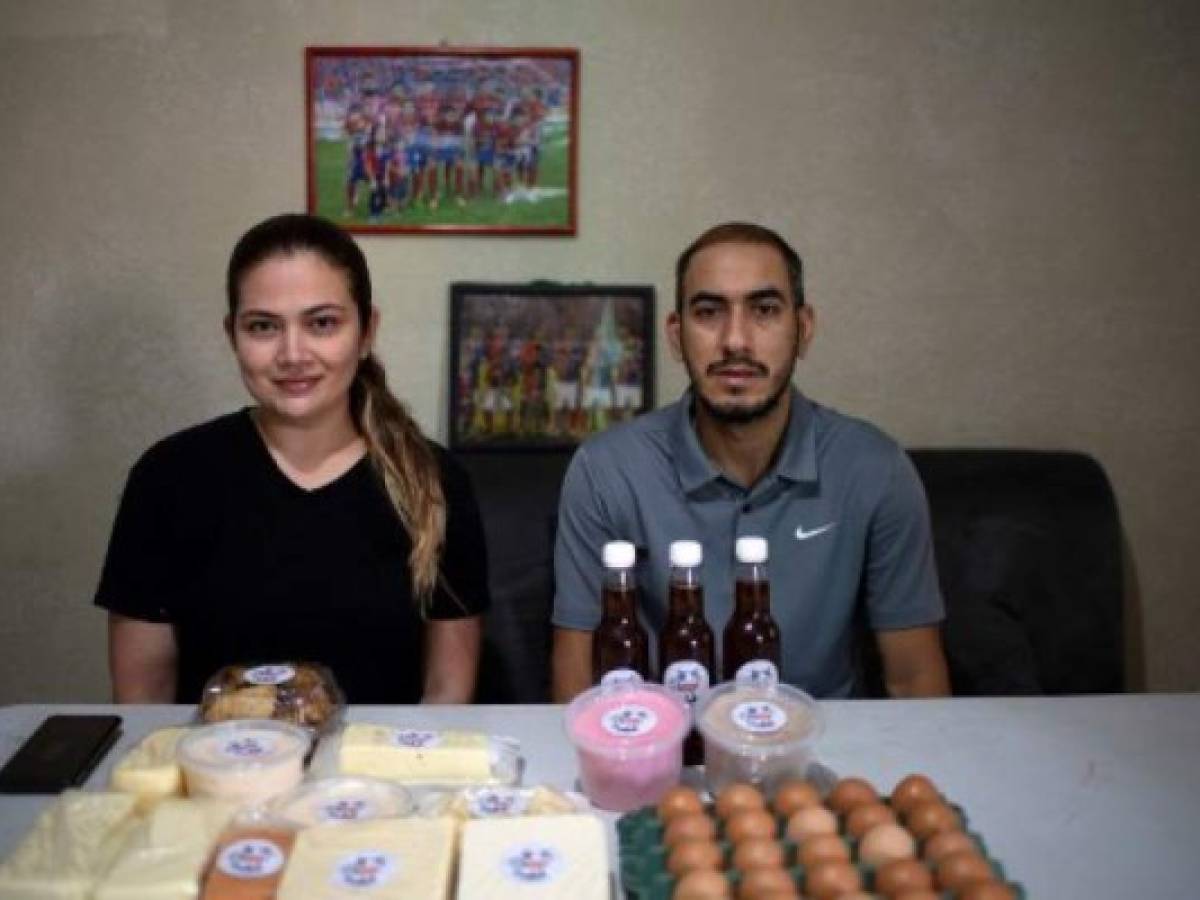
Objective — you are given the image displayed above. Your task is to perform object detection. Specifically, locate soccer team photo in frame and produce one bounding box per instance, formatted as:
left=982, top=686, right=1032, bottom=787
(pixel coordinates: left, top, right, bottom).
left=450, top=283, right=655, bottom=450
left=306, top=46, right=579, bottom=235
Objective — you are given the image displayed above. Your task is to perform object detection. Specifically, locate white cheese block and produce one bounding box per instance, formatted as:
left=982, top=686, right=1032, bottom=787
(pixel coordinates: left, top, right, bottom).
left=276, top=818, right=456, bottom=899
left=337, top=725, right=494, bottom=783
left=0, top=790, right=140, bottom=900
left=93, top=798, right=238, bottom=900
left=456, top=814, right=609, bottom=900
left=110, top=727, right=189, bottom=809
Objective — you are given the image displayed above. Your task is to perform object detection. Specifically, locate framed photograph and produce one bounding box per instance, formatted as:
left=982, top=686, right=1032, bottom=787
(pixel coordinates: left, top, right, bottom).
left=306, top=46, right=579, bottom=235
left=449, top=283, right=655, bottom=450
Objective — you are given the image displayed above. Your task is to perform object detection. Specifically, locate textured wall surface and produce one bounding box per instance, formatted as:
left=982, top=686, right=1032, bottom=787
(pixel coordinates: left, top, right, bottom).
left=0, top=0, right=1197, bottom=701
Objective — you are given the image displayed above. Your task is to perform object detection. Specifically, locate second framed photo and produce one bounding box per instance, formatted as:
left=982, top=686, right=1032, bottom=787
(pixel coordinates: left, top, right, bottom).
left=450, top=283, right=655, bottom=451
left=306, top=46, right=579, bottom=235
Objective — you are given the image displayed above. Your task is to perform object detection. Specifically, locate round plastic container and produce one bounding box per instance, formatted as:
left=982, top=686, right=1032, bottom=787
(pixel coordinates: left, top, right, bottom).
left=178, top=719, right=310, bottom=805
left=695, top=679, right=822, bottom=794
left=564, top=678, right=690, bottom=812
left=269, top=776, right=413, bottom=827
left=198, top=661, right=345, bottom=735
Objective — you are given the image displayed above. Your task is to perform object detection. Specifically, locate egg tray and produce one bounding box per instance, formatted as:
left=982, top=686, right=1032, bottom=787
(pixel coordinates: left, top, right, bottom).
left=617, top=802, right=1025, bottom=900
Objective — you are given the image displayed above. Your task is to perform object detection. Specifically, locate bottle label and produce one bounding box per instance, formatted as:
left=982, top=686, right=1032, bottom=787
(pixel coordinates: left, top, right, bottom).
left=599, top=667, right=642, bottom=688
left=662, top=660, right=711, bottom=706
left=217, top=839, right=286, bottom=879
left=600, top=703, right=659, bottom=737
left=243, top=664, right=295, bottom=685
left=731, top=700, right=787, bottom=734
left=735, top=660, right=779, bottom=688
left=332, top=850, right=397, bottom=889
left=501, top=843, right=564, bottom=885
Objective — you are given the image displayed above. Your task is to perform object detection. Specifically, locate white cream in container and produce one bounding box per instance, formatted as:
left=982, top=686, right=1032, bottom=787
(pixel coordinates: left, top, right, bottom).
left=178, top=719, right=310, bottom=805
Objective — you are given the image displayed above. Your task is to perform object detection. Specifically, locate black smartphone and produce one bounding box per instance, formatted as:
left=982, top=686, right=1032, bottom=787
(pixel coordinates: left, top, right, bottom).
left=0, top=714, right=123, bottom=793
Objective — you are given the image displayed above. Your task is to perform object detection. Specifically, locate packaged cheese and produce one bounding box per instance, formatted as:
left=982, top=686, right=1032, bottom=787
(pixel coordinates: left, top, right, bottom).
left=276, top=818, right=456, bottom=899
left=269, top=777, right=413, bottom=828
left=0, top=790, right=140, bottom=900
left=327, top=725, right=520, bottom=786
left=426, top=785, right=579, bottom=821
left=110, top=727, right=189, bottom=810
left=93, top=798, right=238, bottom=900
left=200, top=825, right=295, bottom=900
left=456, top=814, right=609, bottom=899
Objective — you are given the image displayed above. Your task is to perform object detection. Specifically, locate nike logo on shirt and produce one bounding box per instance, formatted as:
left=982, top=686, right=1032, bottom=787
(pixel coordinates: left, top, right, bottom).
left=795, top=522, right=836, bottom=541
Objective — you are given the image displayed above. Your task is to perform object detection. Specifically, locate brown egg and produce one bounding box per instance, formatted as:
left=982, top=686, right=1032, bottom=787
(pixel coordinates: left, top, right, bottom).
left=845, top=800, right=897, bottom=838
left=797, top=832, right=850, bottom=867
left=936, top=850, right=997, bottom=891
left=874, top=858, right=935, bottom=895
left=904, top=800, right=962, bottom=840
left=784, top=805, right=838, bottom=841
left=889, top=773, right=940, bottom=813
left=856, top=822, right=917, bottom=866
left=922, top=829, right=980, bottom=862
left=674, top=867, right=733, bottom=899
left=731, top=837, right=786, bottom=871
left=664, top=812, right=718, bottom=847
left=826, top=777, right=879, bottom=815
left=725, top=808, right=777, bottom=843
left=668, top=839, right=725, bottom=876
left=803, top=860, right=863, bottom=899
left=659, top=785, right=706, bottom=822
left=771, top=779, right=822, bottom=817
left=716, top=783, right=766, bottom=819
left=959, top=882, right=1018, bottom=900
left=736, top=866, right=799, bottom=899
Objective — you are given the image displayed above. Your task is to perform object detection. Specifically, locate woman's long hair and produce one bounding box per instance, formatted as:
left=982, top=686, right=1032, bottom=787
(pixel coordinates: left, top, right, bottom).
left=226, top=213, right=446, bottom=608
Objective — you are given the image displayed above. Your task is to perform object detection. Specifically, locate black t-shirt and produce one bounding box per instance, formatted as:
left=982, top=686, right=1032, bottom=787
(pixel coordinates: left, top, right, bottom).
left=94, top=410, right=490, bottom=704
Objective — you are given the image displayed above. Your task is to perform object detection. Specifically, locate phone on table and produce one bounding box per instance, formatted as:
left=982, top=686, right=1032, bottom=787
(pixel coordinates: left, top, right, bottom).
left=0, top=714, right=123, bottom=793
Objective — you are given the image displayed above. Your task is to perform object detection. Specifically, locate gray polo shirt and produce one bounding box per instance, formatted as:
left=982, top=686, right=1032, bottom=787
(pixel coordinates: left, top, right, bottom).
left=553, top=388, right=943, bottom=697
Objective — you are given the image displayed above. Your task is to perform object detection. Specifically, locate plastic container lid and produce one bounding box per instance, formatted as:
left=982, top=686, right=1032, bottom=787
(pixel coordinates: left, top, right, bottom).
left=694, top=679, right=823, bottom=757
left=603, top=540, right=637, bottom=570
left=199, top=661, right=345, bottom=735
left=269, top=776, right=413, bottom=827
left=178, top=719, right=311, bottom=776
left=564, top=677, right=691, bottom=761
left=735, top=536, right=769, bottom=564
left=669, top=540, right=703, bottom=568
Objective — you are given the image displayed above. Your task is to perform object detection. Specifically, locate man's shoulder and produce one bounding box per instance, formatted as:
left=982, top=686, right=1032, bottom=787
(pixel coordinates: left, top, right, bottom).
left=572, top=402, right=677, bottom=470
left=809, top=401, right=908, bottom=471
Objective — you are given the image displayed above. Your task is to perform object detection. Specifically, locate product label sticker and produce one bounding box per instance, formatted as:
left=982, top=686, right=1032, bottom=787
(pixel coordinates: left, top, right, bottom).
left=600, top=703, right=659, bottom=737
left=392, top=729, right=441, bottom=749
left=467, top=787, right=529, bottom=817
left=319, top=797, right=375, bottom=822
left=243, top=664, right=296, bottom=685
left=663, top=660, right=711, bottom=705
left=501, top=842, right=564, bottom=885
left=735, top=660, right=779, bottom=689
left=332, top=850, right=397, bottom=889
left=217, top=839, right=286, bottom=879
left=600, top=667, right=642, bottom=688
left=220, top=735, right=275, bottom=759
left=731, top=700, right=787, bottom=734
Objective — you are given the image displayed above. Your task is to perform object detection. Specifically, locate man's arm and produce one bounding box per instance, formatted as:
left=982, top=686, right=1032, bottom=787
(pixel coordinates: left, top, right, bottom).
left=552, top=627, right=593, bottom=703
left=423, top=616, right=482, bottom=704
left=108, top=613, right=177, bottom=702
left=876, top=625, right=951, bottom=697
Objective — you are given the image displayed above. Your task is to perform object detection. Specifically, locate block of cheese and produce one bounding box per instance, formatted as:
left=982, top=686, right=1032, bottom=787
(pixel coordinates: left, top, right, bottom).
left=93, top=798, right=238, bottom=900
left=110, top=727, right=189, bottom=810
left=0, top=790, right=140, bottom=900
left=456, top=814, right=609, bottom=900
left=336, top=725, right=510, bottom=784
left=276, top=818, right=456, bottom=899
left=200, top=826, right=295, bottom=900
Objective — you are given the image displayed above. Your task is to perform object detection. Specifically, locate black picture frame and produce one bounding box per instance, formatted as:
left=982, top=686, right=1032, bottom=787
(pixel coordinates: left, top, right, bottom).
left=449, top=282, right=655, bottom=450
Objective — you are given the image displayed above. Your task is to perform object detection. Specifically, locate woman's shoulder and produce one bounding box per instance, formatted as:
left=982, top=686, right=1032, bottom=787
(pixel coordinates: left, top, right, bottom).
left=133, top=409, right=253, bottom=477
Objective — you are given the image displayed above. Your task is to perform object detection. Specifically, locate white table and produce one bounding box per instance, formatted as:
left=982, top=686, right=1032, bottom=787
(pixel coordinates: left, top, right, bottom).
left=2, top=696, right=1199, bottom=898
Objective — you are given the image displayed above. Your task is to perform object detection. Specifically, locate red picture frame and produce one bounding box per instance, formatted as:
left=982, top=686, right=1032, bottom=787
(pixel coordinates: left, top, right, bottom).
left=306, top=46, right=579, bottom=236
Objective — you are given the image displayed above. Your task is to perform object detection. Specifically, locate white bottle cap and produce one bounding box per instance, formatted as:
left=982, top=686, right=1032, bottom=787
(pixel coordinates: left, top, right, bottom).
left=602, top=540, right=636, bottom=569
left=735, top=536, right=769, bottom=564
left=669, top=540, right=703, bottom=568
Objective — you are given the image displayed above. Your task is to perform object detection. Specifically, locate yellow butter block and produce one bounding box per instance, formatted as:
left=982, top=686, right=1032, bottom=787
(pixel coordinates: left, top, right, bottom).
left=456, top=814, right=609, bottom=899
left=0, top=790, right=140, bottom=900
left=338, top=725, right=493, bottom=783
left=110, top=727, right=189, bottom=809
left=277, top=817, right=456, bottom=899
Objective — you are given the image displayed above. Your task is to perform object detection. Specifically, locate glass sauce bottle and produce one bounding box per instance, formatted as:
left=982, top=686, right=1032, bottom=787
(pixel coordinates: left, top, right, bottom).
left=722, top=536, right=781, bottom=683
left=659, top=539, right=715, bottom=766
left=591, top=540, right=650, bottom=685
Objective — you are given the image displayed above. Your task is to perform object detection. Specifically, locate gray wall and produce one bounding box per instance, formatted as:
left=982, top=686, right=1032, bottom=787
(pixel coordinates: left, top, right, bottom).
left=1, top=0, right=1197, bottom=701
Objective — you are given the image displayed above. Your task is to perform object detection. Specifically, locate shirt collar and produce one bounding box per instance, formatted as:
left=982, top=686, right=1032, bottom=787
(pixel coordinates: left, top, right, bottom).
left=669, top=387, right=818, bottom=495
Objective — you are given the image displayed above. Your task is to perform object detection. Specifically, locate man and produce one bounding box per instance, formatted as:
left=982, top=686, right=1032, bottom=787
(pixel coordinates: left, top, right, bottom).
left=552, top=222, right=950, bottom=702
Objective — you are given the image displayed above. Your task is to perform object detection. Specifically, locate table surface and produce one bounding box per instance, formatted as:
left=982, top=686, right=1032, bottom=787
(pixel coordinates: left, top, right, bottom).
left=2, top=695, right=1199, bottom=898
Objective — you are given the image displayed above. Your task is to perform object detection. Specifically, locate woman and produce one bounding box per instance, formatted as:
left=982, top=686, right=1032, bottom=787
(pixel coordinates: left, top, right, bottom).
left=95, top=213, right=488, bottom=704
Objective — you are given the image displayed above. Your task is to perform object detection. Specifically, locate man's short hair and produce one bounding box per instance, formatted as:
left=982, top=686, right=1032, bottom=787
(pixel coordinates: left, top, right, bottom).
left=675, top=221, right=805, bottom=313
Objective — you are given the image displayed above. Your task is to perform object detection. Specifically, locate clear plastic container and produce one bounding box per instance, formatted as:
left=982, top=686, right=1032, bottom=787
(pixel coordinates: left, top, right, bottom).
left=268, top=776, right=413, bottom=827
left=564, top=675, right=691, bottom=812
left=198, top=662, right=345, bottom=735
left=694, top=677, right=823, bottom=794
left=178, top=719, right=311, bottom=805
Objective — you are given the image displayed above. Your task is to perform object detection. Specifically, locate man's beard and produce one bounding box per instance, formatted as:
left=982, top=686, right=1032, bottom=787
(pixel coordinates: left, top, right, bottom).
left=694, top=373, right=792, bottom=424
